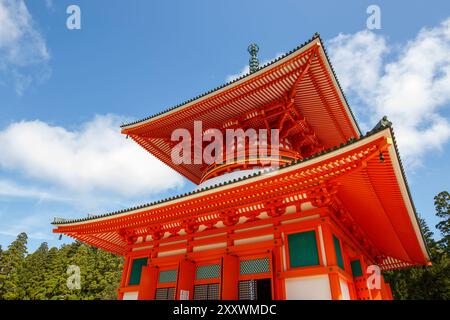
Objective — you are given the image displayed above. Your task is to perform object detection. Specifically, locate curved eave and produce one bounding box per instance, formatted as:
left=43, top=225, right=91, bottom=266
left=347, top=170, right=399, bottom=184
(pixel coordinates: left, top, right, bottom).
left=53, top=128, right=375, bottom=227
left=53, top=126, right=429, bottom=266
left=121, top=34, right=360, bottom=135
left=120, top=35, right=361, bottom=184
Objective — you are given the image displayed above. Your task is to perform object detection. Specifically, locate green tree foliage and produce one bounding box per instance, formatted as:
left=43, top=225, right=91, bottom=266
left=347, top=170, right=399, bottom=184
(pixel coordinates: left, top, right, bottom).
left=0, top=238, right=123, bottom=300
left=0, top=233, right=28, bottom=299
left=18, top=242, right=49, bottom=299
left=0, top=191, right=448, bottom=300
left=435, top=191, right=450, bottom=252
left=384, top=191, right=450, bottom=300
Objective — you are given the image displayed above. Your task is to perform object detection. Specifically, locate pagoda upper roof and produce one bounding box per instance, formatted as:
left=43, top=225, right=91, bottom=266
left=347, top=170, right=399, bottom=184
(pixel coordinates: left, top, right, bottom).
left=121, top=34, right=362, bottom=184
left=53, top=123, right=430, bottom=271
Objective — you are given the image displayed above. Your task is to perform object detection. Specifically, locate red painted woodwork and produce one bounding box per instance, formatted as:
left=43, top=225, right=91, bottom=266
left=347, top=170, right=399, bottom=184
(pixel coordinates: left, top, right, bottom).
left=52, top=35, right=430, bottom=300
left=138, top=265, right=158, bottom=300
left=221, top=255, right=239, bottom=299
left=121, top=39, right=359, bottom=184
left=328, top=273, right=342, bottom=300
left=176, top=260, right=195, bottom=300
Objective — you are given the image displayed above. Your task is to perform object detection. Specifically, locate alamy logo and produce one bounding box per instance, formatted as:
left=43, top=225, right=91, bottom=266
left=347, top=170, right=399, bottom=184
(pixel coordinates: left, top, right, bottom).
left=366, top=5, right=381, bottom=30
left=66, top=5, right=81, bottom=30
left=171, top=121, right=280, bottom=166
left=366, top=265, right=381, bottom=289
left=66, top=265, right=81, bottom=290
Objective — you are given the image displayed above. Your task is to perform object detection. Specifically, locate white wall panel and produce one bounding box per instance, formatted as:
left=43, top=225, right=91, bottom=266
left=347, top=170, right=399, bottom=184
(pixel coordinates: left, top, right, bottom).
left=285, top=275, right=332, bottom=300
left=339, top=278, right=351, bottom=300
left=122, top=291, right=139, bottom=300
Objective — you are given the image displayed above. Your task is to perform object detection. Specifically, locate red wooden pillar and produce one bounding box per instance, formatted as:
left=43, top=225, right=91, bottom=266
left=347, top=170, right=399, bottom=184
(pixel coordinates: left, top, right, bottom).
left=353, top=256, right=373, bottom=300
left=321, top=221, right=342, bottom=300
left=379, top=276, right=390, bottom=300
left=328, top=273, right=342, bottom=300
left=118, top=256, right=131, bottom=300
left=221, top=255, right=239, bottom=299
left=176, top=259, right=195, bottom=300
left=272, top=244, right=285, bottom=300
left=138, top=265, right=158, bottom=300
left=383, top=282, right=394, bottom=300
left=348, top=280, right=357, bottom=300
left=370, top=272, right=388, bottom=300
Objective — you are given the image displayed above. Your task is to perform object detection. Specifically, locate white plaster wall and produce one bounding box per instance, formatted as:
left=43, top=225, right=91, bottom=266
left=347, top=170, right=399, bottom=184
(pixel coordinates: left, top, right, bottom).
left=284, top=275, right=332, bottom=300
left=234, top=234, right=274, bottom=245
left=339, top=278, right=351, bottom=300
left=285, top=205, right=297, bottom=214
left=157, top=248, right=187, bottom=257
left=192, top=242, right=227, bottom=252
left=122, top=291, right=139, bottom=300
left=300, top=202, right=316, bottom=211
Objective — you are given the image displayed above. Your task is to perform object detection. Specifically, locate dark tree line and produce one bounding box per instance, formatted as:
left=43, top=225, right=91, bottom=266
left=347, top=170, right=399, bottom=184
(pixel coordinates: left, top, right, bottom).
left=384, top=191, right=450, bottom=299
left=0, top=192, right=448, bottom=300
left=0, top=236, right=122, bottom=300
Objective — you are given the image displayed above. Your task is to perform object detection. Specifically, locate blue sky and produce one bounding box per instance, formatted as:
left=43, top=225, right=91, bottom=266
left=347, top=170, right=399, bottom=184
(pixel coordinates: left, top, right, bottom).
left=0, top=0, right=449, bottom=252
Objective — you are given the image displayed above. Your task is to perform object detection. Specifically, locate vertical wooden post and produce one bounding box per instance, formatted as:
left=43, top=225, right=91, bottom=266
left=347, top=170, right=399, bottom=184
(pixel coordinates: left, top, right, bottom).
left=321, top=222, right=337, bottom=265
left=379, top=276, right=390, bottom=300
left=176, top=259, right=195, bottom=300
left=138, top=265, right=158, bottom=300
left=352, top=256, right=373, bottom=300
left=272, top=246, right=284, bottom=300
left=369, top=271, right=384, bottom=300
left=118, top=255, right=131, bottom=300
left=384, top=282, right=394, bottom=300
left=272, top=224, right=285, bottom=300
left=321, top=221, right=342, bottom=300
left=221, top=255, right=239, bottom=300
left=348, top=280, right=357, bottom=300
left=328, top=273, right=343, bottom=300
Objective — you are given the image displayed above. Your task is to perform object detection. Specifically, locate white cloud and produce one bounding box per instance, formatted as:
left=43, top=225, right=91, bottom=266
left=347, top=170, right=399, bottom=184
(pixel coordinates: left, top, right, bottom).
left=0, top=178, right=69, bottom=201
left=0, top=0, right=50, bottom=94
left=327, top=18, right=450, bottom=167
left=0, top=114, right=185, bottom=199
left=226, top=53, right=284, bottom=82
left=0, top=213, right=53, bottom=240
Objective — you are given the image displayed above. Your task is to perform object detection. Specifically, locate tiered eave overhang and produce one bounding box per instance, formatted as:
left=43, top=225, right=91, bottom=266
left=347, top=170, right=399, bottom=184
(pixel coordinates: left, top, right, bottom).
left=53, top=126, right=430, bottom=270
left=121, top=35, right=361, bottom=184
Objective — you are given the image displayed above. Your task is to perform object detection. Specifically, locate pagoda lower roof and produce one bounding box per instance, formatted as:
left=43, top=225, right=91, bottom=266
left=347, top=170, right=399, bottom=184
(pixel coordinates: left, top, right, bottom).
left=53, top=125, right=429, bottom=270
left=121, top=34, right=361, bottom=184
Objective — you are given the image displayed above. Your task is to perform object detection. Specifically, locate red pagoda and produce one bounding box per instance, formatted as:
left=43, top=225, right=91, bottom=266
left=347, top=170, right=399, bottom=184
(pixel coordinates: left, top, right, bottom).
left=52, top=34, right=430, bottom=300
